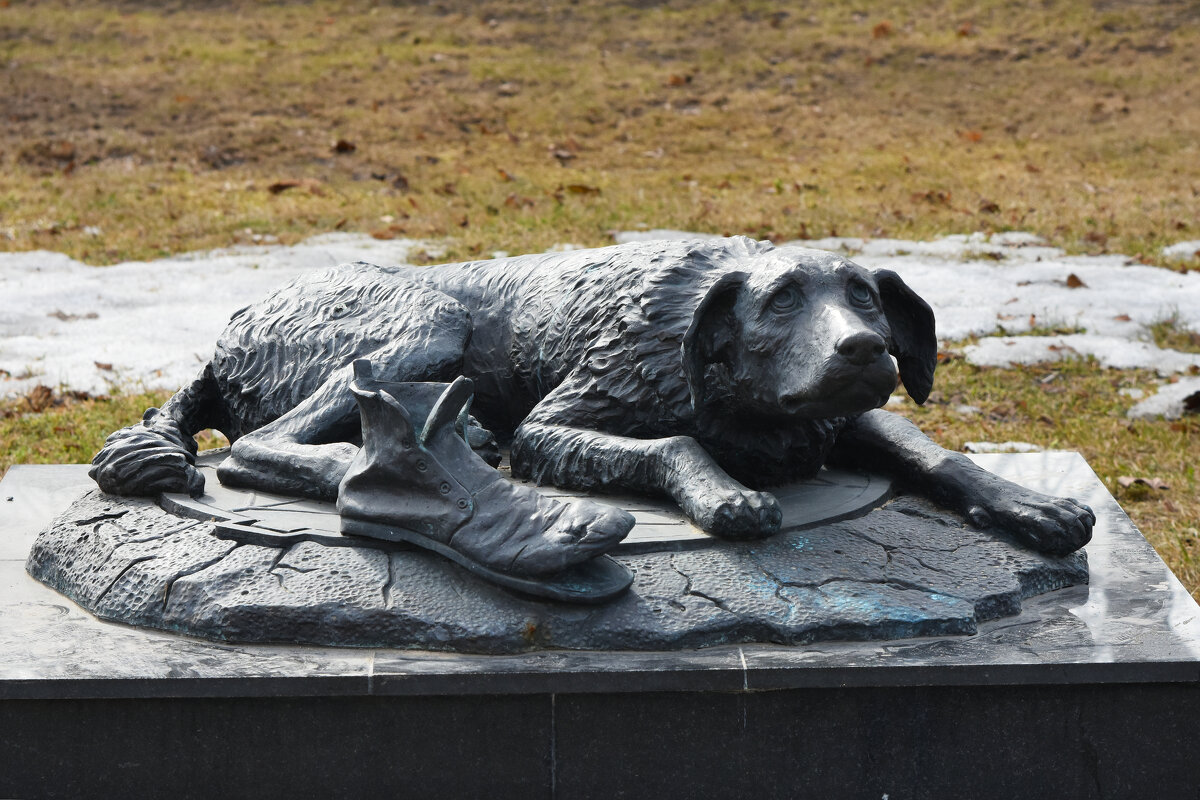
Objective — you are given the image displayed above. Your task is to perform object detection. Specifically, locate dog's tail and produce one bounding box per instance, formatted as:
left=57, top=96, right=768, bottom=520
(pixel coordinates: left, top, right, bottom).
left=89, top=363, right=225, bottom=498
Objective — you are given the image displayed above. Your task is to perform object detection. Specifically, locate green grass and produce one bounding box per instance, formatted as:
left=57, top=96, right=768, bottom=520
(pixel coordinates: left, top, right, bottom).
left=1149, top=312, right=1200, bottom=354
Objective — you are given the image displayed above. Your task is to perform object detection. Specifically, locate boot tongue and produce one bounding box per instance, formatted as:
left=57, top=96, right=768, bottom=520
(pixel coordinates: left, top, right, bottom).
left=416, top=377, right=502, bottom=496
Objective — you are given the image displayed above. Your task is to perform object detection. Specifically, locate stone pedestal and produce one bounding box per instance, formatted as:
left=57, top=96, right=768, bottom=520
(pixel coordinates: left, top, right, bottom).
left=2, top=453, right=1198, bottom=799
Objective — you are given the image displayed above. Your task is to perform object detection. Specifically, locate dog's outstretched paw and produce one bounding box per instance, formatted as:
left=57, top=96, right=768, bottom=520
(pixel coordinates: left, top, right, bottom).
left=967, top=491, right=1095, bottom=555
left=689, top=488, right=782, bottom=541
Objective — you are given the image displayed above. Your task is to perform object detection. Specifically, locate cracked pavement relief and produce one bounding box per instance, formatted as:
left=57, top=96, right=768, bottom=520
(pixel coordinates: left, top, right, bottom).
left=26, top=491, right=1086, bottom=654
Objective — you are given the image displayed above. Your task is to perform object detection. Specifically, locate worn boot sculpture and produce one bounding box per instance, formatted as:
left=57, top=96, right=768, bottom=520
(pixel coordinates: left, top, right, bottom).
left=337, top=361, right=636, bottom=603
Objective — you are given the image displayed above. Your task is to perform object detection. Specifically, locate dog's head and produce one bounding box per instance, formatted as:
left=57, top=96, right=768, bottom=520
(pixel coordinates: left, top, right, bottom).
left=682, top=246, right=936, bottom=418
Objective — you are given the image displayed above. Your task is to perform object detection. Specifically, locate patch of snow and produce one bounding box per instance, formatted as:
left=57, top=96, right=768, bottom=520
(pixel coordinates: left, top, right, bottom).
left=1118, top=387, right=1145, bottom=400
left=989, top=232, right=1047, bottom=247
left=1163, top=241, right=1200, bottom=261
left=611, top=229, right=720, bottom=245
left=963, top=334, right=1200, bottom=372
left=1127, top=378, right=1200, bottom=421
left=962, top=441, right=1044, bottom=453
left=0, top=234, right=423, bottom=397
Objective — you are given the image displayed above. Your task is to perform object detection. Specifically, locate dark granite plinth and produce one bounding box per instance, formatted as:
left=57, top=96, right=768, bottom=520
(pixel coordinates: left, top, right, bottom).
left=3, top=454, right=1199, bottom=799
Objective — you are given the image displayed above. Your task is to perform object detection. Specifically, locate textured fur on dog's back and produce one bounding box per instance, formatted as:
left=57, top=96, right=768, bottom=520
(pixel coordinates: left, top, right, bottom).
left=409, top=237, right=770, bottom=427
left=211, top=263, right=471, bottom=438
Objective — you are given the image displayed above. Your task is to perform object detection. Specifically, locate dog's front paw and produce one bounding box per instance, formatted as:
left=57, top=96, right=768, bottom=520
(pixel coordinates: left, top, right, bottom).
left=967, top=491, right=1095, bottom=555
left=689, top=488, right=782, bottom=541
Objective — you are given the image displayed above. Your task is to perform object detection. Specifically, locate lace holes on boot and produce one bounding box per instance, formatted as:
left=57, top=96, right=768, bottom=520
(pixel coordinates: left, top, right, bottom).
left=439, top=481, right=451, bottom=494
left=456, top=498, right=469, bottom=510
left=416, top=459, right=428, bottom=472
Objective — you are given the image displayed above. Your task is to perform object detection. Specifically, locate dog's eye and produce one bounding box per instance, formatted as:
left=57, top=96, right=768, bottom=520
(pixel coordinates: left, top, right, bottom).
left=848, top=281, right=874, bottom=308
left=769, top=285, right=801, bottom=313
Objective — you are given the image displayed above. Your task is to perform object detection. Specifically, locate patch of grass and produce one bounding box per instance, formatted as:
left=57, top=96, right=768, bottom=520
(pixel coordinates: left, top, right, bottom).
left=997, top=322, right=1087, bottom=337
left=0, top=389, right=226, bottom=473
left=0, top=0, right=1197, bottom=265
left=1149, top=311, right=1200, bottom=353
left=892, top=357, right=1200, bottom=597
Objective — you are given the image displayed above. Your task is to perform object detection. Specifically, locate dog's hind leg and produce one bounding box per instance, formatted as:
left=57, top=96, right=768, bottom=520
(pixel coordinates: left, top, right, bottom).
left=215, top=364, right=363, bottom=500
left=510, top=377, right=782, bottom=540
left=216, top=333, right=473, bottom=501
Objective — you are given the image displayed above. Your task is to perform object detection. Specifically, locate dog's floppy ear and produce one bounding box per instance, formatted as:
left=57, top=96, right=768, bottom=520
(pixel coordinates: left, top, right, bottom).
left=874, top=268, right=937, bottom=404
left=682, top=271, right=745, bottom=410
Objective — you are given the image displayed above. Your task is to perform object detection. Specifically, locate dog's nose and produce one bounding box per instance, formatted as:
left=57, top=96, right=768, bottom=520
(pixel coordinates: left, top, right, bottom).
left=836, top=331, right=887, bottom=366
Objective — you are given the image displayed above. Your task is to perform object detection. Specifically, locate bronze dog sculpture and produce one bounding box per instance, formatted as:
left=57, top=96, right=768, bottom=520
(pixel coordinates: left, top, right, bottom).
left=91, top=236, right=1093, bottom=587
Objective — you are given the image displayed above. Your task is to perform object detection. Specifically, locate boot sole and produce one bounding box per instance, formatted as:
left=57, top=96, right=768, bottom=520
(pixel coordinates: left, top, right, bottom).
left=340, top=516, right=634, bottom=604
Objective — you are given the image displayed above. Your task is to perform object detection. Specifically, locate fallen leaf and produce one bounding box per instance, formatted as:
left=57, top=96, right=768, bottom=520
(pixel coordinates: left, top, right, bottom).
left=666, top=74, right=692, bottom=87
left=978, top=199, right=1000, bottom=213
left=550, top=148, right=576, bottom=164
left=1113, top=314, right=1132, bottom=321
left=1118, top=476, right=1170, bottom=490
left=497, top=82, right=520, bottom=96
left=957, top=21, right=976, bottom=37
left=871, top=20, right=893, bottom=38
left=1024, top=163, right=1041, bottom=174
left=332, top=139, right=356, bottom=154
left=1065, top=273, right=1087, bottom=288
left=565, top=184, right=601, bottom=196
left=911, top=189, right=952, bottom=205
left=504, top=193, right=534, bottom=209
left=94, top=361, right=113, bottom=371
left=960, top=129, right=984, bottom=143
left=26, top=385, right=54, bottom=413
left=267, top=180, right=301, bottom=194
left=497, top=168, right=514, bottom=182
left=47, top=310, right=98, bottom=322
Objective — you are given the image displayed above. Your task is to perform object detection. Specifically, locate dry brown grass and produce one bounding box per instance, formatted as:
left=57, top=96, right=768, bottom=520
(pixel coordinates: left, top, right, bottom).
left=2, top=0, right=1198, bottom=265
